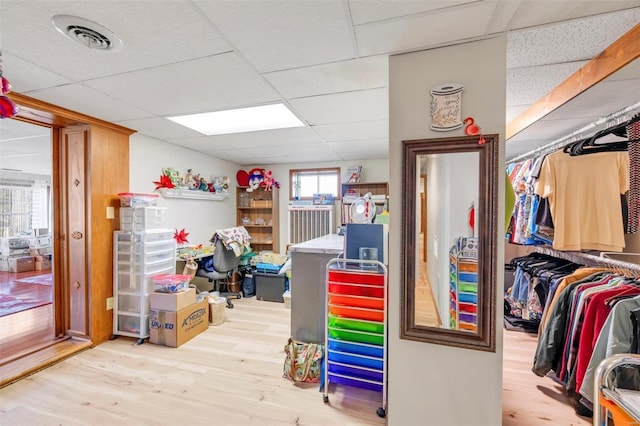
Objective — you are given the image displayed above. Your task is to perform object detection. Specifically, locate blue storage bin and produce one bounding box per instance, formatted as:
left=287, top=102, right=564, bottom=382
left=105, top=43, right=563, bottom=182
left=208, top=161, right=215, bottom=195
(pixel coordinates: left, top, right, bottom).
left=256, top=262, right=281, bottom=274
left=459, top=293, right=477, bottom=303
left=327, top=338, right=384, bottom=358
left=328, top=373, right=383, bottom=393
left=327, top=350, right=384, bottom=370
left=458, top=272, right=477, bottom=283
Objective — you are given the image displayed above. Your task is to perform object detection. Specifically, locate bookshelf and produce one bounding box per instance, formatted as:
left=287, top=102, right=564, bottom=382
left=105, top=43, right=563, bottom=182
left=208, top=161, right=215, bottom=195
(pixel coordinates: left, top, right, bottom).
left=236, top=186, right=280, bottom=253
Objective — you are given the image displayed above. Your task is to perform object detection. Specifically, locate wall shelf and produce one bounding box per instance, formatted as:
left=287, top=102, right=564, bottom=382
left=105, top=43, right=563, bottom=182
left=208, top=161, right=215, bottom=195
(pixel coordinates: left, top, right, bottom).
left=158, top=188, right=228, bottom=201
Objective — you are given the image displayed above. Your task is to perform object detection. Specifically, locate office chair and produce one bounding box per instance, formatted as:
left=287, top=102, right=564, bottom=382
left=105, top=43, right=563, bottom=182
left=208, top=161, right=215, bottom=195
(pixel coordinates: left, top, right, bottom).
left=195, top=238, right=242, bottom=308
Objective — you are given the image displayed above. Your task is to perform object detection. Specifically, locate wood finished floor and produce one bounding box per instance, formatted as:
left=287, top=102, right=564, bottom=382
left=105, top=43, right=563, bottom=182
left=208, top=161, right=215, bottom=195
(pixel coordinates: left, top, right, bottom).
left=0, top=270, right=56, bottom=363
left=0, top=295, right=591, bottom=425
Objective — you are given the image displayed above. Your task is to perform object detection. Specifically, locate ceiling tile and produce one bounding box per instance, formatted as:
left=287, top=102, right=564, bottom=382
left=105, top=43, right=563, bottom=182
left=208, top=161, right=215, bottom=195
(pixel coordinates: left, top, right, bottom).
left=348, top=0, right=480, bottom=25
left=290, top=88, right=388, bottom=126
left=242, top=143, right=333, bottom=158
left=355, top=1, right=497, bottom=56
left=169, top=126, right=324, bottom=151
left=194, top=0, right=356, bottom=73
left=84, top=53, right=281, bottom=115
left=26, top=84, right=153, bottom=122
left=0, top=0, right=232, bottom=81
left=261, top=151, right=342, bottom=164
left=485, top=0, right=521, bottom=34
left=116, top=117, right=203, bottom=140
left=313, top=120, right=388, bottom=141
left=508, top=2, right=640, bottom=30
left=1, top=52, right=72, bottom=93
left=506, top=105, right=529, bottom=124
left=264, top=55, right=388, bottom=100
left=541, top=79, right=640, bottom=121
left=507, top=117, right=593, bottom=144
left=328, top=138, right=388, bottom=153
left=507, top=8, right=640, bottom=68
left=506, top=62, right=586, bottom=106
left=338, top=150, right=388, bottom=161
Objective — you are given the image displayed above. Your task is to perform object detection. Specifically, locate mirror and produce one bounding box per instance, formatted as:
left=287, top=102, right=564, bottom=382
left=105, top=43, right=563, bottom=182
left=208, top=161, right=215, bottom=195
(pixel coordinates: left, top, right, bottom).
left=401, top=134, right=499, bottom=352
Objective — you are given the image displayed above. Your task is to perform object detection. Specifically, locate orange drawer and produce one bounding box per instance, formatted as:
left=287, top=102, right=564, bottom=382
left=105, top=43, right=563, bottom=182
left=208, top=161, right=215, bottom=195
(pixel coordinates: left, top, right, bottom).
left=329, top=294, right=384, bottom=310
left=329, top=305, right=384, bottom=322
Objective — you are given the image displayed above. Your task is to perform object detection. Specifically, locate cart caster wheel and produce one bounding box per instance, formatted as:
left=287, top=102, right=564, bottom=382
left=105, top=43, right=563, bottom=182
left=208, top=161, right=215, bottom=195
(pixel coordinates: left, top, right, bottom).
left=226, top=299, right=234, bottom=309
left=323, top=395, right=329, bottom=403
left=376, top=407, right=386, bottom=418
left=136, top=338, right=145, bottom=345
left=109, top=334, right=117, bottom=340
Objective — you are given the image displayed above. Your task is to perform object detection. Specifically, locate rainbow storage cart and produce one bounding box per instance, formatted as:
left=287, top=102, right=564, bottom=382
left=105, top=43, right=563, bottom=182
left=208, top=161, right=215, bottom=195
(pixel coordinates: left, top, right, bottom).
left=323, top=258, right=387, bottom=418
left=449, top=237, right=478, bottom=333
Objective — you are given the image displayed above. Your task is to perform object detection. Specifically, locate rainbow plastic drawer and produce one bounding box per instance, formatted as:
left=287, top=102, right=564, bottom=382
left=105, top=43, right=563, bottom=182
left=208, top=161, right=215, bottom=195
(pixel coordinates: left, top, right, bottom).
left=328, top=327, right=384, bottom=345
left=328, top=362, right=383, bottom=382
left=329, top=305, right=384, bottom=322
left=328, top=270, right=384, bottom=286
left=328, top=315, right=385, bottom=334
left=327, top=350, right=384, bottom=370
left=327, top=338, right=384, bottom=358
left=328, top=373, right=382, bottom=393
left=328, top=282, right=384, bottom=298
left=328, top=294, right=384, bottom=310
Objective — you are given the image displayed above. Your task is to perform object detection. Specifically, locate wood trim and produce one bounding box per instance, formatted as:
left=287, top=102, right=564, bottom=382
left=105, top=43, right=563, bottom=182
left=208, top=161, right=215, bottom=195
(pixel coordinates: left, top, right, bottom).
left=507, top=23, right=640, bottom=140
left=7, top=92, right=136, bottom=136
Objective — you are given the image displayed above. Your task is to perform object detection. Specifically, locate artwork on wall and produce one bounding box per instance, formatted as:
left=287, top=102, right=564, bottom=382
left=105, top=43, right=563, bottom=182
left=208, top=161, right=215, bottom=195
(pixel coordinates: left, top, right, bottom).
left=430, top=83, right=464, bottom=132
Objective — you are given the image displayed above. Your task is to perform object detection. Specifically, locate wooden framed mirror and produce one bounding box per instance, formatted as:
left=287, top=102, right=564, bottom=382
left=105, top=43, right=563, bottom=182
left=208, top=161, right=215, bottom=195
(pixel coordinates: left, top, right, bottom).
left=400, top=134, right=499, bottom=352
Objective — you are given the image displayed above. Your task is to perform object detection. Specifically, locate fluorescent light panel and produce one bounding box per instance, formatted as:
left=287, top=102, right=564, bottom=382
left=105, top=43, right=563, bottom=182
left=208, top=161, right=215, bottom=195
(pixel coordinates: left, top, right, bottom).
left=167, top=103, right=305, bottom=135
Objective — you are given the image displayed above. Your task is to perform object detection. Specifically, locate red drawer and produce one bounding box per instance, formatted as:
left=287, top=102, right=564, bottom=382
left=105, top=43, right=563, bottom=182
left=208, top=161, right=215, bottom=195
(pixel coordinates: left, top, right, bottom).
left=328, top=270, right=384, bottom=286
left=328, top=282, right=384, bottom=298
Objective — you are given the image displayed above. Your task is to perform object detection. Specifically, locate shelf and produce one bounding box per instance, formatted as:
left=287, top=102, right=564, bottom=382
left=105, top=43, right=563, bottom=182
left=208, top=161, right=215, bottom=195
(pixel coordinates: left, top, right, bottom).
left=158, top=188, right=228, bottom=201
left=237, top=206, right=273, bottom=210
left=243, top=225, right=273, bottom=228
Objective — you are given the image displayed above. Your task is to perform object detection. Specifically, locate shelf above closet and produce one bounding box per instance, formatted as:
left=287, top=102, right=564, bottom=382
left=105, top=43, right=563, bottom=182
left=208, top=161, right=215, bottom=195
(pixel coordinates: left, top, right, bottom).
left=158, top=188, right=229, bottom=201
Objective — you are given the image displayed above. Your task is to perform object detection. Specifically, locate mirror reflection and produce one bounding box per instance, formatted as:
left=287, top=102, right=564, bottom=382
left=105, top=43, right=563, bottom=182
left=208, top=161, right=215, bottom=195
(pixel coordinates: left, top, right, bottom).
left=401, top=135, right=498, bottom=352
left=415, top=152, right=479, bottom=332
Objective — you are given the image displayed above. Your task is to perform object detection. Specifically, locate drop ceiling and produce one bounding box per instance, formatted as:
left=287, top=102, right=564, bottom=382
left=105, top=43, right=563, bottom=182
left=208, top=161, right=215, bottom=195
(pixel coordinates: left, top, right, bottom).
left=0, top=1, right=639, bottom=174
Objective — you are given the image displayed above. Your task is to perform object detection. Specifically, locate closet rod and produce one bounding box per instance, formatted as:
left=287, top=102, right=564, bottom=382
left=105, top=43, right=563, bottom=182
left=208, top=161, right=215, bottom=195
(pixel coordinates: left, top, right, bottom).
left=507, top=101, right=640, bottom=164
left=534, top=246, right=640, bottom=274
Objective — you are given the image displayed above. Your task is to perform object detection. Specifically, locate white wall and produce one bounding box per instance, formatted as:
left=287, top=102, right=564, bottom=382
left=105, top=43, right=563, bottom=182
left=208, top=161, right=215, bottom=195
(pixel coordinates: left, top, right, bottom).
left=248, top=159, right=389, bottom=251
left=389, top=36, right=506, bottom=425
left=128, top=134, right=239, bottom=245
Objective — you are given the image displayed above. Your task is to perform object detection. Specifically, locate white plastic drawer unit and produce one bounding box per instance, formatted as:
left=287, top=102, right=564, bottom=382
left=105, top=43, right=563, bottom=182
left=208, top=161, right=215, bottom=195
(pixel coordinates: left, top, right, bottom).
left=116, top=256, right=176, bottom=275
left=119, top=207, right=168, bottom=231
left=114, top=229, right=175, bottom=244
left=116, top=246, right=175, bottom=264
left=116, top=239, right=175, bottom=255
left=116, top=293, right=145, bottom=314
left=116, top=266, right=174, bottom=291
left=116, top=313, right=148, bottom=336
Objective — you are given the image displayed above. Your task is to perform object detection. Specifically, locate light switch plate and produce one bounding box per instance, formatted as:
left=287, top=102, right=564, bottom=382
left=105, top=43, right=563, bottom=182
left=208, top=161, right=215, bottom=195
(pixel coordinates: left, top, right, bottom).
left=106, top=206, right=115, bottom=219
left=106, top=297, right=114, bottom=310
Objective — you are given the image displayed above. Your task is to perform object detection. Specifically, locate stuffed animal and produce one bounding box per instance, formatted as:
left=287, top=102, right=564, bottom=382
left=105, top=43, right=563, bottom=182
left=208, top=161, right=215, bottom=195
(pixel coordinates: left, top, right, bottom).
left=212, top=176, right=224, bottom=192
left=222, top=176, right=230, bottom=192
left=261, top=170, right=279, bottom=191
left=246, top=168, right=264, bottom=192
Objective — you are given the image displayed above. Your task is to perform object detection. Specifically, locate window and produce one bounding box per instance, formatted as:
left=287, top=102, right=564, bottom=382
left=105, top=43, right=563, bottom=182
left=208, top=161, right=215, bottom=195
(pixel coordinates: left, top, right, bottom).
left=289, top=168, right=339, bottom=200
left=0, top=178, right=50, bottom=238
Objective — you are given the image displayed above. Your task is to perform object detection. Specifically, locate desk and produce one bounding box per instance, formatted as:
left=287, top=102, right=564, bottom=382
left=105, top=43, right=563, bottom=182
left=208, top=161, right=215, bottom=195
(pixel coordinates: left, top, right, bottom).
left=176, top=252, right=213, bottom=293
left=289, top=234, right=343, bottom=344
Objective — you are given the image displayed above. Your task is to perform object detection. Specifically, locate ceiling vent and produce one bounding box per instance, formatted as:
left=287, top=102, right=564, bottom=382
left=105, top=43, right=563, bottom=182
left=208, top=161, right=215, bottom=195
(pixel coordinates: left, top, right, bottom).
left=52, top=15, right=123, bottom=52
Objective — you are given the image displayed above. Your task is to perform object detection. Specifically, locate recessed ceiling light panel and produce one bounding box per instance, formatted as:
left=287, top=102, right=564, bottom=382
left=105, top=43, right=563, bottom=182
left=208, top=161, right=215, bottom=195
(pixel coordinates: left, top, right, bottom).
left=52, top=15, right=123, bottom=52
left=168, top=103, right=306, bottom=135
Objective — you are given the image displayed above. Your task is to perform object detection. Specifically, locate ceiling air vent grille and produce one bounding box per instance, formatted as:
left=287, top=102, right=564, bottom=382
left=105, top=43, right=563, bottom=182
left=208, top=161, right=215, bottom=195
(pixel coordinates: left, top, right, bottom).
left=52, top=15, right=123, bottom=52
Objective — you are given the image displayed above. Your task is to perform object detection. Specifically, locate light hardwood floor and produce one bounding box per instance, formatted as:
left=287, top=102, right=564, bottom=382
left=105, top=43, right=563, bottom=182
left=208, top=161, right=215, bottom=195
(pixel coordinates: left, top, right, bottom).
left=0, top=294, right=592, bottom=425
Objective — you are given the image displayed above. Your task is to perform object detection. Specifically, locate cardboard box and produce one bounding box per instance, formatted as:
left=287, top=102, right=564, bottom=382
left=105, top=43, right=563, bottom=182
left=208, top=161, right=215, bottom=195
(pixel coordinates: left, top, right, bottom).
left=150, top=288, right=196, bottom=311
left=34, top=260, right=52, bottom=271
left=8, top=256, right=35, bottom=273
left=149, top=299, right=208, bottom=348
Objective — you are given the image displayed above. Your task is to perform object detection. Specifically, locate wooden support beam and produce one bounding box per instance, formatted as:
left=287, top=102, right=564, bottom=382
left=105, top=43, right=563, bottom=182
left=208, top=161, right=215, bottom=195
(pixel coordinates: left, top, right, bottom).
left=507, top=23, right=640, bottom=140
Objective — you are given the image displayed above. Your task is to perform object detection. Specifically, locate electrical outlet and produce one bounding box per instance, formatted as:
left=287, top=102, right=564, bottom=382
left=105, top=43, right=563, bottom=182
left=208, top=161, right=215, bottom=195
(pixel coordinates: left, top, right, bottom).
left=106, top=297, right=114, bottom=310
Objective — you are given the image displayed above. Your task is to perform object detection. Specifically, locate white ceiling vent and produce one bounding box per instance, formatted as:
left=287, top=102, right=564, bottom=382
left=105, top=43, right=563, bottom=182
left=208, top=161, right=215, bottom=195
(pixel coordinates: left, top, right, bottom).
left=52, top=15, right=123, bottom=52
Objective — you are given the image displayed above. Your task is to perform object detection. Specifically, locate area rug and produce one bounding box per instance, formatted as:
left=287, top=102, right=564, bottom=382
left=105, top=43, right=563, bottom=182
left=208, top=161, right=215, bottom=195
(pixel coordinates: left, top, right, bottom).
left=14, top=273, right=53, bottom=286
left=0, top=293, right=50, bottom=317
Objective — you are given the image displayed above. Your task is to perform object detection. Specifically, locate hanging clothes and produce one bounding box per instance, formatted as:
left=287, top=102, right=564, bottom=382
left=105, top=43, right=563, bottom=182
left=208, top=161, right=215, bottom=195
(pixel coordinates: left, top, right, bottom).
left=627, top=119, right=640, bottom=234
left=535, top=149, right=629, bottom=252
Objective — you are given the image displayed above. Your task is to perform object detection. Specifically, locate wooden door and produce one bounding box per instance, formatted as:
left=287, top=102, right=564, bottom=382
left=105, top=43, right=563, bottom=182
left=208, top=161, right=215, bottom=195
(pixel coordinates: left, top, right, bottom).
left=62, top=126, right=90, bottom=338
